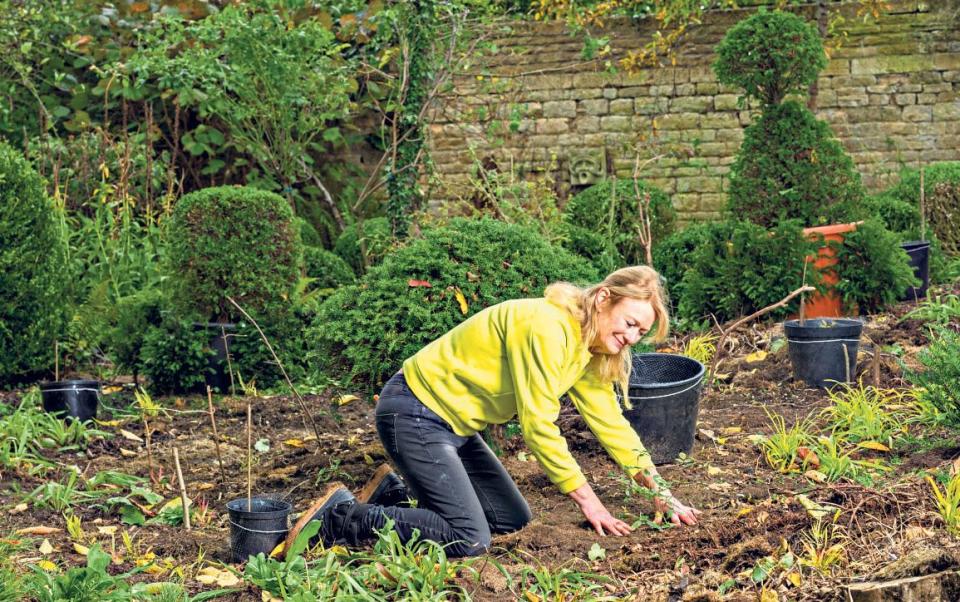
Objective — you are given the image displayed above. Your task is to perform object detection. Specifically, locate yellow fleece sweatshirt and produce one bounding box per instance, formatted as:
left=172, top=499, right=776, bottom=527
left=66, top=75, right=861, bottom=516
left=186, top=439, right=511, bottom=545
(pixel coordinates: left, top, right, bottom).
left=402, top=297, right=655, bottom=494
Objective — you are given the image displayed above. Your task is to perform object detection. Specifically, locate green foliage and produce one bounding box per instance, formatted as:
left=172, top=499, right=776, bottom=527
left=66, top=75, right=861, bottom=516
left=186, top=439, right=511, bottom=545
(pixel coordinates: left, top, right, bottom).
left=304, top=247, right=356, bottom=294
left=653, top=221, right=718, bottom=307
left=167, top=186, right=302, bottom=322
left=0, top=141, right=69, bottom=385
left=727, top=101, right=864, bottom=228
left=859, top=192, right=921, bottom=236
left=713, top=9, right=827, bottom=106
left=30, top=544, right=144, bottom=602
left=663, top=219, right=819, bottom=323
left=333, top=217, right=394, bottom=276
left=309, top=218, right=599, bottom=385
left=903, top=294, right=960, bottom=328
left=561, top=223, right=620, bottom=275
left=907, top=327, right=960, bottom=426
left=563, top=178, right=677, bottom=266
left=140, top=316, right=212, bottom=395
left=834, top=219, right=918, bottom=314
left=887, top=162, right=960, bottom=255
left=104, top=289, right=166, bottom=378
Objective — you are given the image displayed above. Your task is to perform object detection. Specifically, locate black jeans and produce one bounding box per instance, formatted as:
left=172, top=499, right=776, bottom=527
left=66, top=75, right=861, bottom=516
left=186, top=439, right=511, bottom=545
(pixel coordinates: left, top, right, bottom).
left=365, top=371, right=532, bottom=557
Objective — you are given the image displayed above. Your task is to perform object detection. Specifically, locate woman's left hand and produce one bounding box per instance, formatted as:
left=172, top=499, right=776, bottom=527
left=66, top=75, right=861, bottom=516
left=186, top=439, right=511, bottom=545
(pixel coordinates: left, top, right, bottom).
left=654, top=494, right=701, bottom=526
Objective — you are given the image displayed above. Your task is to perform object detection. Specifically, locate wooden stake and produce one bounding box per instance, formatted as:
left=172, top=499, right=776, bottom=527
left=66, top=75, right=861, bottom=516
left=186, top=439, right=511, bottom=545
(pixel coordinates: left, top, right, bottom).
left=206, top=386, right=227, bottom=484
left=54, top=340, right=59, bottom=382
left=221, top=325, right=236, bottom=396
left=247, top=401, right=252, bottom=512
left=143, top=414, right=155, bottom=484
left=173, top=448, right=191, bottom=530
left=920, top=166, right=927, bottom=242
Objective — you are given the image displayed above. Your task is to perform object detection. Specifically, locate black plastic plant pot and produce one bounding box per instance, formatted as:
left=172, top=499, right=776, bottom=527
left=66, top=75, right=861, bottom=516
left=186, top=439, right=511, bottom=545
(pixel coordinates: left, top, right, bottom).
left=193, top=322, right=237, bottom=394
left=622, top=353, right=706, bottom=465
left=784, top=318, right=863, bottom=389
left=40, top=380, right=100, bottom=422
left=226, top=497, right=291, bottom=563
left=899, top=240, right=931, bottom=301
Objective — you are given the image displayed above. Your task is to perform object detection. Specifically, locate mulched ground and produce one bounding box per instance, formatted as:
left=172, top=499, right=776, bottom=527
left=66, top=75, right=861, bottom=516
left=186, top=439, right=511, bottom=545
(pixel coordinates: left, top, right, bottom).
left=3, top=282, right=959, bottom=601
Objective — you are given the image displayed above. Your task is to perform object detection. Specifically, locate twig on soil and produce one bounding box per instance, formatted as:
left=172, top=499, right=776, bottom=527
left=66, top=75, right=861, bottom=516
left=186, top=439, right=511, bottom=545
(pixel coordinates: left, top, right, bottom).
left=173, top=447, right=191, bottom=530
left=206, top=386, right=227, bottom=484
left=247, top=400, right=253, bottom=512
left=709, top=285, right=815, bottom=382
left=225, top=296, right=325, bottom=445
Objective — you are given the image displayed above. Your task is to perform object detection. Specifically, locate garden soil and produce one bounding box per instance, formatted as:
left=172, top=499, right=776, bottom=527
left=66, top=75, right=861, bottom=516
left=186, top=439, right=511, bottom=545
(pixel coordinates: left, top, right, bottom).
left=3, top=283, right=960, bottom=600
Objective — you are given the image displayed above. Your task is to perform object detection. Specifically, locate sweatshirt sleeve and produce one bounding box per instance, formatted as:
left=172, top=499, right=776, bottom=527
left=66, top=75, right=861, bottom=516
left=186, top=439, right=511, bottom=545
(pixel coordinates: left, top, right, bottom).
left=567, top=363, right=655, bottom=477
left=506, top=321, right=587, bottom=494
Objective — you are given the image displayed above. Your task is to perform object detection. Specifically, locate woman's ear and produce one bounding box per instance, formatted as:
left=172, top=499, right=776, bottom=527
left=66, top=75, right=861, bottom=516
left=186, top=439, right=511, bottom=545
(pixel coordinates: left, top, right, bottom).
left=594, top=287, right=610, bottom=310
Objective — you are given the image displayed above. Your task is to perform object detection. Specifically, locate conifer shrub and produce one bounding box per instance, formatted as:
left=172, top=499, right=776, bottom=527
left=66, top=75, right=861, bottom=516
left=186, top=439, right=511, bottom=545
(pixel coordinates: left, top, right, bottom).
left=333, top=217, right=393, bottom=275
left=304, top=247, right=356, bottom=294
left=725, top=101, right=864, bottom=228
left=563, top=178, right=676, bottom=266
left=887, top=162, right=960, bottom=255
left=309, top=218, right=600, bottom=385
left=0, top=142, right=69, bottom=385
left=834, top=219, right=918, bottom=314
left=672, top=219, right=819, bottom=324
left=167, top=186, right=302, bottom=322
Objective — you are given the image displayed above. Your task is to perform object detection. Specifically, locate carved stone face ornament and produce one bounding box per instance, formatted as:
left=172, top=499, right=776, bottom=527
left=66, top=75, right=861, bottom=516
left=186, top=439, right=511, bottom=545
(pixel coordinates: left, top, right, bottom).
left=569, top=148, right=606, bottom=186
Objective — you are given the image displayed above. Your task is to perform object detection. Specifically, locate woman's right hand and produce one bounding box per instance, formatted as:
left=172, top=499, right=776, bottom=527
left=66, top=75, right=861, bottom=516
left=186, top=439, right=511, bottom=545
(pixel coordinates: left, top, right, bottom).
left=569, top=482, right=633, bottom=536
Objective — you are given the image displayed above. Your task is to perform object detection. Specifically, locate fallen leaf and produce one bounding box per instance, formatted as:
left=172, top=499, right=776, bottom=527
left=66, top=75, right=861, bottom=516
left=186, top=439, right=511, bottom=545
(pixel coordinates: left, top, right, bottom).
left=102, top=385, right=123, bottom=394
left=760, top=586, right=780, bottom=601
left=39, top=539, right=54, bottom=555
left=96, top=419, right=122, bottom=427
left=736, top=506, right=753, bottom=518
left=330, top=545, right=349, bottom=556
left=197, top=566, right=237, bottom=585
left=744, top=350, right=767, bottom=363
left=795, top=494, right=831, bottom=520
left=466, top=271, right=480, bottom=282
left=720, top=426, right=742, bottom=435
left=707, top=465, right=723, bottom=476
left=119, top=448, right=137, bottom=457
left=407, top=279, right=432, bottom=288
left=747, top=434, right=767, bottom=445
left=254, top=438, right=270, bottom=453
left=17, top=526, right=62, bottom=536
left=707, top=482, right=732, bottom=492
left=196, top=482, right=216, bottom=491
left=755, top=510, right=770, bottom=524
left=797, top=446, right=821, bottom=469
left=698, top=428, right=717, bottom=442
left=787, top=571, right=802, bottom=587
left=36, top=559, right=57, bottom=571
left=262, top=591, right=283, bottom=602
left=96, top=526, right=118, bottom=535
left=73, top=543, right=90, bottom=556
left=453, top=287, right=469, bottom=315
left=337, top=394, right=359, bottom=406
left=119, top=429, right=144, bottom=443
left=804, top=469, right=828, bottom=483
left=363, top=453, right=375, bottom=465
left=9, top=503, right=27, bottom=514
left=269, top=542, right=285, bottom=558
left=283, top=438, right=306, bottom=447
left=903, top=525, right=933, bottom=541
left=858, top=441, right=890, bottom=452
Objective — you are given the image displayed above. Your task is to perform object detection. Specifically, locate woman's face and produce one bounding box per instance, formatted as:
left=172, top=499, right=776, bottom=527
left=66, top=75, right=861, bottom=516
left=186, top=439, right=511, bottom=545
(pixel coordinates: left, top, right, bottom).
left=592, top=291, right=656, bottom=355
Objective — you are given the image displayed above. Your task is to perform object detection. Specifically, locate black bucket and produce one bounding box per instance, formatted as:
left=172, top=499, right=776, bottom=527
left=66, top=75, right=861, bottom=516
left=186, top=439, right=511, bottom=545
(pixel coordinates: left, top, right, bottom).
left=227, top=497, right=291, bottom=563
left=40, top=380, right=100, bottom=422
left=622, top=353, right=706, bottom=464
left=784, top=318, right=863, bottom=389
left=899, top=240, right=930, bottom=301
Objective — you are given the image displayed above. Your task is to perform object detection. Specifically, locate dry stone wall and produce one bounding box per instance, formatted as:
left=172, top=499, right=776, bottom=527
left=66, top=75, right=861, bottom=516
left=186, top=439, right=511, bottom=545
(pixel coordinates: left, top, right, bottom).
left=425, top=0, right=960, bottom=224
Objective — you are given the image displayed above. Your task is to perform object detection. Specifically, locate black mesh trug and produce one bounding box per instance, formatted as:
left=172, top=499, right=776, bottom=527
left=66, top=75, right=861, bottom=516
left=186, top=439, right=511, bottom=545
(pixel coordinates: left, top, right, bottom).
left=629, top=353, right=704, bottom=388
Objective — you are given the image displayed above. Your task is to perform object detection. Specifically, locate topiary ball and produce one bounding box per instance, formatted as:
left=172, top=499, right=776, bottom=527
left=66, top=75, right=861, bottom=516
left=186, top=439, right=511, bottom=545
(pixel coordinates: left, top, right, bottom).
left=333, top=216, right=393, bottom=275
left=713, top=9, right=827, bottom=106
left=167, top=186, right=303, bottom=322
left=0, top=141, right=69, bottom=386
left=564, top=178, right=676, bottom=266
left=304, top=246, right=356, bottom=292
left=308, top=217, right=600, bottom=385
left=727, top=101, right=864, bottom=228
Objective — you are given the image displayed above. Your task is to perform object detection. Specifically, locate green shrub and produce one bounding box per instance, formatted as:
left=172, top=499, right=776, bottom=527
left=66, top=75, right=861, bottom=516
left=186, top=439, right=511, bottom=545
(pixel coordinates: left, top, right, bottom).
left=304, top=247, right=356, bottom=293
left=907, top=327, right=960, bottom=425
left=560, top=223, right=620, bottom=275
left=859, top=192, right=922, bottom=236
left=309, top=218, right=600, bottom=385
left=140, top=316, right=212, bottom=394
left=297, top=217, right=324, bottom=248
left=653, top=221, right=720, bottom=306
left=0, top=141, right=69, bottom=385
left=563, top=178, right=676, bottom=267
left=105, top=289, right=166, bottom=379
left=333, top=217, right=393, bottom=275
left=887, top=162, right=960, bottom=255
left=673, top=219, right=820, bottom=324
left=713, top=9, right=826, bottom=106
left=834, top=219, right=918, bottom=314
left=167, top=186, right=303, bottom=322
left=726, top=101, right=864, bottom=227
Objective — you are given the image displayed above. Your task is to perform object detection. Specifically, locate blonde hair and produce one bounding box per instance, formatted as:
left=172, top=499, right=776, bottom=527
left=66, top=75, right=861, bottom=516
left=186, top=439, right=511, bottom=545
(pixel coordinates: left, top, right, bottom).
left=544, top=265, right=670, bottom=396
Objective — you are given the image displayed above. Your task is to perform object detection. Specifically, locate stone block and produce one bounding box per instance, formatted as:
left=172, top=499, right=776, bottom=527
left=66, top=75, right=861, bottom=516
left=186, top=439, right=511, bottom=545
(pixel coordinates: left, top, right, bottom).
left=894, top=93, right=916, bottom=105
left=524, top=74, right=574, bottom=91
left=572, top=72, right=617, bottom=88
left=715, top=128, right=743, bottom=143
left=851, top=55, right=935, bottom=75
left=837, top=94, right=869, bottom=107
left=899, top=83, right=923, bottom=93
left=574, top=88, right=605, bottom=100
left=867, top=94, right=891, bottom=105
left=619, top=86, right=649, bottom=97
left=867, top=84, right=897, bottom=94
left=671, top=96, right=713, bottom=112
left=657, top=113, right=701, bottom=130
left=700, top=113, right=741, bottom=129
left=536, top=118, right=570, bottom=134
left=833, top=75, right=878, bottom=88
left=696, top=83, right=719, bottom=95
left=609, top=99, right=634, bottom=115
left=822, top=59, right=851, bottom=76
left=903, top=105, right=933, bottom=121
left=696, top=142, right=732, bottom=157
left=647, top=178, right=675, bottom=193
left=917, top=93, right=938, bottom=104
left=649, top=84, right=675, bottom=96
left=933, top=54, right=960, bottom=71
left=635, top=98, right=669, bottom=115
left=603, top=87, right=618, bottom=99
left=923, top=83, right=953, bottom=93
left=675, top=83, right=697, bottom=96
left=600, top=115, right=632, bottom=132
left=699, top=193, right=725, bottom=210
left=575, top=116, right=601, bottom=133
left=543, top=100, right=577, bottom=118
left=671, top=166, right=702, bottom=177
left=943, top=71, right=960, bottom=83
left=714, top=94, right=740, bottom=111
left=934, top=102, right=960, bottom=121
left=580, top=99, right=608, bottom=116
left=672, top=193, right=701, bottom=212
left=677, top=176, right=722, bottom=193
